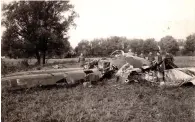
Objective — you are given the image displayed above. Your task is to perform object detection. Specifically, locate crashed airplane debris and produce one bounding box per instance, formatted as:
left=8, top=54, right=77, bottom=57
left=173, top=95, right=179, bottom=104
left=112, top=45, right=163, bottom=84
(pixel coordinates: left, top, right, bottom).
left=1, top=59, right=116, bottom=90
left=1, top=50, right=195, bottom=90
left=116, top=55, right=195, bottom=87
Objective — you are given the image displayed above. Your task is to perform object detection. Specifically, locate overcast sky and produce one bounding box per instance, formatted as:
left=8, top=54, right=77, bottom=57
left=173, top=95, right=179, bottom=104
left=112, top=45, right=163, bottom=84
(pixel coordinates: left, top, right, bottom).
left=1, top=0, right=195, bottom=48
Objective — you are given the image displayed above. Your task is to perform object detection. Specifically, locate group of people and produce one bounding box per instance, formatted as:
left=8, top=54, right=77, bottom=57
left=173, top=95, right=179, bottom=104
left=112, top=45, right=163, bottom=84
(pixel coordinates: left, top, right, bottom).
left=78, top=51, right=175, bottom=69
left=131, top=50, right=174, bottom=67
left=147, top=51, right=175, bottom=68
left=144, top=51, right=177, bottom=82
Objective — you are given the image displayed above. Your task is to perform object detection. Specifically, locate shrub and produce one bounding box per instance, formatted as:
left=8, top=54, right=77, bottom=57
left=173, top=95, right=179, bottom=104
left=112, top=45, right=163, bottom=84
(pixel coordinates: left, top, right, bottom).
left=21, top=59, right=29, bottom=67
left=1, top=59, right=30, bottom=75
left=1, top=60, right=18, bottom=75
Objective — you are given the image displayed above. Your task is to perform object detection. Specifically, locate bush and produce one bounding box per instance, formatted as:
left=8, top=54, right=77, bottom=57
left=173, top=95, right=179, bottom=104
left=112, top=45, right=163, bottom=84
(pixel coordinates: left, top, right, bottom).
left=1, top=60, right=18, bottom=75
left=1, top=59, right=30, bottom=75
left=21, top=59, right=29, bottom=67
left=181, top=49, right=195, bottom=56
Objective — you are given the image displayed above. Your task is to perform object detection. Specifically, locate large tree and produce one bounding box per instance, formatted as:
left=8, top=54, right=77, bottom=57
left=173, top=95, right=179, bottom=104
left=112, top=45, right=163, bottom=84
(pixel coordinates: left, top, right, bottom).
left=142, top=38, right=159, bottom=54
left=104, top=36, right=126, bottom=55
left=159, top=36, right=179, bottom=55
left=2, top=1, right=77, bottom=64
left=184, top=34, right=195, bottom=55
left=90, top=38, right=104, bottom=56
left=75, top=40, right=91, bottom=56
left=75, top=36, right=129, bottom=57
left=129, top=39, right=144, bottom=55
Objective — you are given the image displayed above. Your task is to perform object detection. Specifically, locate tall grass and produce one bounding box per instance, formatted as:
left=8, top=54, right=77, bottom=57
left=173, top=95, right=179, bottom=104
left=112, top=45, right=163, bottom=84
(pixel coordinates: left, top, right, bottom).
left=174, top=56, right=195, bottom=67
left=1, top=82, right=195, bottom=122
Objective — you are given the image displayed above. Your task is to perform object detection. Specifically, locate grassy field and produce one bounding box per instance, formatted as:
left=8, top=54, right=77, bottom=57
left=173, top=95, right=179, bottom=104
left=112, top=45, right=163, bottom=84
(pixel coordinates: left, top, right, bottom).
left=174, top=56, right=195, bottom=67
left=1, top=56, right=195, bottom=122
left=2, top=56, right=195, bottom=75
left=2, top=82, right=195, bottom=122
left=1, top=57, right=100, bottom=66
left=2, top=56, right=195, bottom=67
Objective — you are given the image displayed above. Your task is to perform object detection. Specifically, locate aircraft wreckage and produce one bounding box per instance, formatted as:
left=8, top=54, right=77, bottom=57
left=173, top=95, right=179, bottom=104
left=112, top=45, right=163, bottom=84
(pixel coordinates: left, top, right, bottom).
left=1, top=50, right=195, bottom=90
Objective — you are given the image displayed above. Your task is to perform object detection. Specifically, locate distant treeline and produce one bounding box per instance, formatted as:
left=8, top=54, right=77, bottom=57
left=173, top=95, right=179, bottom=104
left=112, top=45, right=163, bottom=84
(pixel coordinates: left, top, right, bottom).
left=2, top=1, right=194, bottom=66
left=74, top=34, right=195, bottom=57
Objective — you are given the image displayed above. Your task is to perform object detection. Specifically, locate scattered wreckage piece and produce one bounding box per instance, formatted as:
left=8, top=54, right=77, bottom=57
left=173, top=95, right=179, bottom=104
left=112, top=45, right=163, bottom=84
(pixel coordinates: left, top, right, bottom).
left=4, top=49, right=193, bottom=90
left=1, top=57, right=118, bottom=90
left=115, top=63, right=141, bottom=83
left=116, top=58, right=195, bottom=87
left=2, top=73, right=67, bottom=89
left=109, top=50, right=150, bottom=69
left=4, top=68, right=83, bottom=77
left=2, top=70, right=87, bottom=90
left=163, top=67, right=195, bottom=87
left=1, top=50, right=153, bottom=90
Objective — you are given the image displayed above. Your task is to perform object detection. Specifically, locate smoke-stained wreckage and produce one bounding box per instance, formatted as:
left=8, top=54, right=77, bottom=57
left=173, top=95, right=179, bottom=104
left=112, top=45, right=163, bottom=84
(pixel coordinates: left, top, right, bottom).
left=1, top=50, right=195, bottom=90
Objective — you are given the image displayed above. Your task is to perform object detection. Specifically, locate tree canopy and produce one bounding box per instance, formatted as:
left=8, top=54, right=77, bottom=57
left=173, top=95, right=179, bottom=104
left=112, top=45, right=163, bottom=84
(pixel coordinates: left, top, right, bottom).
left=142, top=38, right=159, bottom=54
left=129, top=39, right=144, bottom=55
left=75, top=40, right=91, bottom=56
left=74, top=35, right=194, bottom=57
left=184, top=34, right=195, bottom=55
left=74, top=36, right=129, bottom=57
left=159, top=36, right=179, bottom=55
left=1, top=1, right=77, bottom=64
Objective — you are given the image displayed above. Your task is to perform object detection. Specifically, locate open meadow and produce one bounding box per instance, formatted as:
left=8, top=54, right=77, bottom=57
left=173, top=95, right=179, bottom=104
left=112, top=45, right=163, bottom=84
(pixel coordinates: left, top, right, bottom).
left=1, top=56, right=195, bottom=122
left=2, top=56, right=195, bottom=67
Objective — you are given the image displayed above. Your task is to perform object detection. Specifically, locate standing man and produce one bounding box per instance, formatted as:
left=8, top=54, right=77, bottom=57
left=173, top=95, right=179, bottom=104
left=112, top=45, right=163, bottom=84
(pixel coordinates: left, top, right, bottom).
left=78, top=53, right=85, bottom=67
left=165, top=53, right=174, bottom=62
left=157, top=52, right=165, bottom=81
left=128, top=49, right=133, bottom=56
left=157, top=52, right=163, bottom=63
left=140, top=53, right=144, bottom=58
left=148, top=52, right=155, bottom=65
left=164, top=52, right=177, bottom=69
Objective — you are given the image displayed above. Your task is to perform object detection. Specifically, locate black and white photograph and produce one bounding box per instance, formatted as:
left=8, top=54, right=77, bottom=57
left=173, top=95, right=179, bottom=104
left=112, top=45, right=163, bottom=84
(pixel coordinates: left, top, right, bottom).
left=1, top=0, right=195, bottom=121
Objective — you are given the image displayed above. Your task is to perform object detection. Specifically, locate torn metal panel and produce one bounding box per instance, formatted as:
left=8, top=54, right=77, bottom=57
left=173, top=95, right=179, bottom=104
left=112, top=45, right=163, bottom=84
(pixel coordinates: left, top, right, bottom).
left=4, top=68, right=83, bottom=77
left=163, top=67, right=195, bottom=86
left=116, top=59, right=195, bottom=87
left=115, top=63, right=142, bottom=83
left=109, top=50, right=150, bottom=69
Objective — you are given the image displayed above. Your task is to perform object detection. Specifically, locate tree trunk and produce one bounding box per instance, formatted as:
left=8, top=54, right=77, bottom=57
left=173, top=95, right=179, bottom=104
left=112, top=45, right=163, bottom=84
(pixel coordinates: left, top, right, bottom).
left=36, top=51, right=41, bottom=65
left=39, top=54, right=43, bottom=66
left=42, top=51, right=46, bottom=64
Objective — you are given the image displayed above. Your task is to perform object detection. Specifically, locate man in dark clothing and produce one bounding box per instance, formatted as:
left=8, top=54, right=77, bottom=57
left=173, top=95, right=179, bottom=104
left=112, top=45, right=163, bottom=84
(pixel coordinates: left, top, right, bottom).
left=157, top=52, right=165, bottom=81
left=165, top=53, right=174, bottom=62
left=157, top=52, right=163, bottom=63
left=164, top=53, right=177, bottom=69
